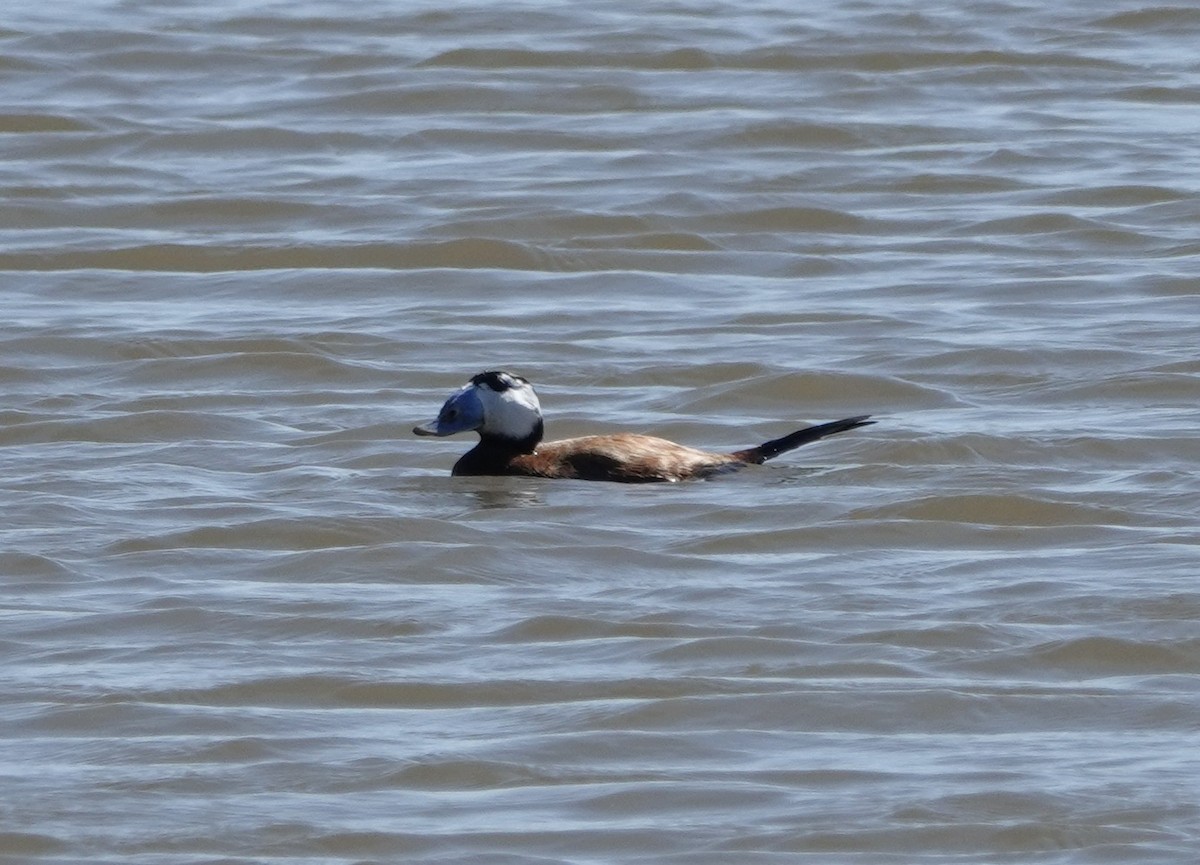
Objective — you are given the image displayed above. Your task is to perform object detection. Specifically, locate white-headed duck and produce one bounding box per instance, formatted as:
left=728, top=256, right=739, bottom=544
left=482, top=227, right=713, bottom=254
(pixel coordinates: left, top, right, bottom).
left=414, top=370, right=874, bottom=483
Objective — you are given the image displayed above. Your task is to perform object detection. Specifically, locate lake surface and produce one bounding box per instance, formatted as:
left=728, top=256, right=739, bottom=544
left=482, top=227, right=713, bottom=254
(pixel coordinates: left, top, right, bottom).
left=2, top=1, right=1199, bottom=862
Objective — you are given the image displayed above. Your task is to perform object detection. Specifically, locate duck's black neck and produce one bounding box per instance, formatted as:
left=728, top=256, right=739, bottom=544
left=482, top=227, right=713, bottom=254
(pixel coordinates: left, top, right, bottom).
left=452, top=421, right=543, bottom=476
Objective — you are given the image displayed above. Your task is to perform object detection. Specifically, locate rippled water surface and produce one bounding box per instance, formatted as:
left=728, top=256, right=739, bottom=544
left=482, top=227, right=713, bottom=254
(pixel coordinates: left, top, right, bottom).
left=3, top=1, right=1199, bottom=862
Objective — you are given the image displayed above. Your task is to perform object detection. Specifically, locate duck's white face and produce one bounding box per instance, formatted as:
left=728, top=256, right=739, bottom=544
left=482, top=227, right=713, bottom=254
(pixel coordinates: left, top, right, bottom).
left=413, top=371, right=542, bottom=441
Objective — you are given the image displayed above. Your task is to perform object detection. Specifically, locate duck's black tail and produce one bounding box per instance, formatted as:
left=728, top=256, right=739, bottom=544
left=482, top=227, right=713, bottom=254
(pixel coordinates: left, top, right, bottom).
left=732, top=415, right=874, bottom=464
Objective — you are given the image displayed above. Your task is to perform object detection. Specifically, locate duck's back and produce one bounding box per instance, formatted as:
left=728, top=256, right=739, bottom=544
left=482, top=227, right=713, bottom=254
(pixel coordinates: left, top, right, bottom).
left=510, top=434, right=738, bottom=483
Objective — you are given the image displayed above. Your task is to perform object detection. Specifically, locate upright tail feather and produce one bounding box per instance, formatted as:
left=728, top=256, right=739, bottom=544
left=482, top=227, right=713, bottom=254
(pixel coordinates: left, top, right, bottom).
left=732, top=415, right=874, bottom=464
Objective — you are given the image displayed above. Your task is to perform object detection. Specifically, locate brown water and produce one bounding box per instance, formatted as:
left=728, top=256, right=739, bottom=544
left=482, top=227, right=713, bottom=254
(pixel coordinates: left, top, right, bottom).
left=3, top=1, right=1199, bottom=862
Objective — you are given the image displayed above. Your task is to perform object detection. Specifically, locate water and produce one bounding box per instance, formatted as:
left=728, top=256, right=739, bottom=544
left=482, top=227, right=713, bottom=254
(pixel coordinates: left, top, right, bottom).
left=2, top=1, right=1199, bottom=862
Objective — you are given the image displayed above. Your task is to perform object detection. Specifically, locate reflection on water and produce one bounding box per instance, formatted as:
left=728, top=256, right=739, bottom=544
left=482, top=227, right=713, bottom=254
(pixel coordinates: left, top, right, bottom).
left=461, top=481, right=549, bottom=510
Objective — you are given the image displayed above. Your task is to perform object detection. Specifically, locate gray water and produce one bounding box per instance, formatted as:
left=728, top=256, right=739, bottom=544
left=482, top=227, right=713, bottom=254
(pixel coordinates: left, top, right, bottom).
left=2, top=1, right=1199, bottom=862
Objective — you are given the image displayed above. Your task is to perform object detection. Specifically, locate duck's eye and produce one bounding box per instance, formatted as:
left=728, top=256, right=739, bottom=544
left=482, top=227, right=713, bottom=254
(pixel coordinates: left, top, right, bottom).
left=444, top=408, right=458, bottom=421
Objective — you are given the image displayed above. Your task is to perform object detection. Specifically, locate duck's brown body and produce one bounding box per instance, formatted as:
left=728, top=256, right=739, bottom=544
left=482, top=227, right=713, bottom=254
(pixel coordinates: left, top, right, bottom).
left=450, top=418, right=874, bottom=483
left=415, top=370, right=875, bottom=484
left=454, top=433, right=742, bottom=482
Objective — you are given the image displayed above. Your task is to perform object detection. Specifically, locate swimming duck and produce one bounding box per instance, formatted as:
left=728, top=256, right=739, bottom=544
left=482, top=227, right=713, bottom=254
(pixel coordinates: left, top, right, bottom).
left=414, top=370, right=874, bottom=483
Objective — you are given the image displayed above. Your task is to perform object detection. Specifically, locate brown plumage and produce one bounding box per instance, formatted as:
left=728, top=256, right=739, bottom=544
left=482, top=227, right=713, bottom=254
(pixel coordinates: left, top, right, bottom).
left=414, top=370, right=874, bottom=484
left=481, top=433, right=739, bottom=482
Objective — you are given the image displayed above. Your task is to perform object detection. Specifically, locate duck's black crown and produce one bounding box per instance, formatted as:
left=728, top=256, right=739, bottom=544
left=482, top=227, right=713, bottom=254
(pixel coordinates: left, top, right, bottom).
left=470, top=370, right=526, bottom=392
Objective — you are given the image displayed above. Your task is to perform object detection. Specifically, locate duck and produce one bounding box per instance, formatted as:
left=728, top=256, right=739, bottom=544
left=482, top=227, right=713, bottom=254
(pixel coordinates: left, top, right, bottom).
left=414, top=370, right=874, bottom=483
